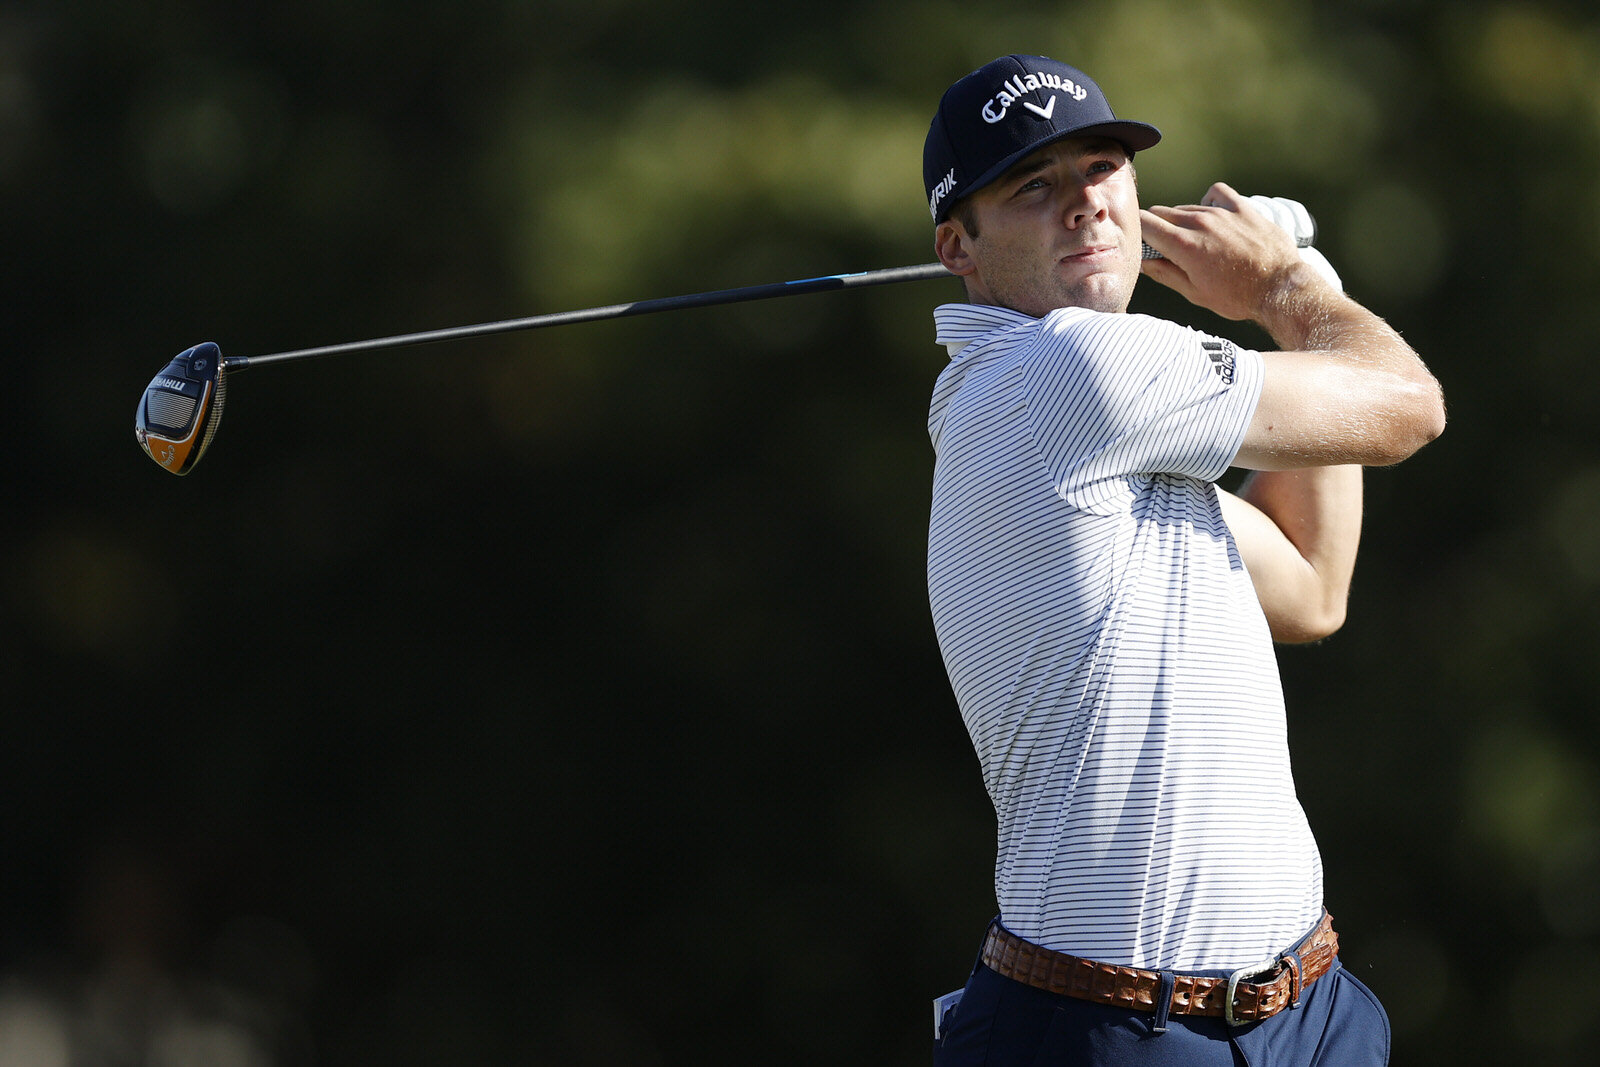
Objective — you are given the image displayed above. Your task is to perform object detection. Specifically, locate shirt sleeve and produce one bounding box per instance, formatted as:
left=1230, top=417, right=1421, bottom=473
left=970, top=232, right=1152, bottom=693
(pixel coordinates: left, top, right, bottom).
left=1023, top=309, right=1264, bottom=515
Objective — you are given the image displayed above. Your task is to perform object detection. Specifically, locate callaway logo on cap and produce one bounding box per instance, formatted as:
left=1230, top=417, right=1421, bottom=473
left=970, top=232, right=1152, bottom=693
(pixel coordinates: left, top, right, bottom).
left=923, top=55, right=1161, bottom=222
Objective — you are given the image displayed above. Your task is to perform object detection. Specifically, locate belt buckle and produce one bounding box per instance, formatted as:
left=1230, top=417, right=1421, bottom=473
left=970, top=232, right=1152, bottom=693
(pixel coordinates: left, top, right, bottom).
left=1224, top=956, right=1280, bottom=1028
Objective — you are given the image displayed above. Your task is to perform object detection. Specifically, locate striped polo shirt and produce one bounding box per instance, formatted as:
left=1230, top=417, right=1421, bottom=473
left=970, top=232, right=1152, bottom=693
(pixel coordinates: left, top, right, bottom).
left=927, top=302, right=1324, bottom=971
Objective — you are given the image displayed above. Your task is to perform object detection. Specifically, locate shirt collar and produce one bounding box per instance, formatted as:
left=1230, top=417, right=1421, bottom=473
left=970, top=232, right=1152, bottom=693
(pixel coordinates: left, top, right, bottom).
left=932, top=303, right=1039, bottom=358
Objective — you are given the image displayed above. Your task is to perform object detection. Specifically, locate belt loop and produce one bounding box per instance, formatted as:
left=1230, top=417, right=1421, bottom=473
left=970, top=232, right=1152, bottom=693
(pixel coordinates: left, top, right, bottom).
left=1281, top=949, right=1305, bottom=1009
left=1151, top=971, right=1176, bottom=1034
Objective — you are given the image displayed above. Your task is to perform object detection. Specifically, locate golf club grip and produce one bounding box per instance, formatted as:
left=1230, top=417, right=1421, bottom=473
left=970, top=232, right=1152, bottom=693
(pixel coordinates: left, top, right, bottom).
left=230, top=262, right=954, bottom=369
left=1143, top=197, right=1318, bottom=261
left=1142, top=234, right=1316, bottom=260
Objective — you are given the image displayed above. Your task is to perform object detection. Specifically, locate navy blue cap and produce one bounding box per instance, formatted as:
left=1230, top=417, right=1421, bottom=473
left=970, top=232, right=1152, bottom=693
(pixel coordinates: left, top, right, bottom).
left=924, top=55, right=1161, bottom=222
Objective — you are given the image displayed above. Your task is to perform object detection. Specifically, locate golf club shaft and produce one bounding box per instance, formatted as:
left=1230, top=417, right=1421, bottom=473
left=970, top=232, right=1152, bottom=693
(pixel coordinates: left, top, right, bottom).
left=228, top=262, right=953, bottom=370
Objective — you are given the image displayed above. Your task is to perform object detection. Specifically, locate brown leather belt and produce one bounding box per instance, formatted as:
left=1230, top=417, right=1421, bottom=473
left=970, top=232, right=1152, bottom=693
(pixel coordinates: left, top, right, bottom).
left=980, top=912, right=1339, bottom=1028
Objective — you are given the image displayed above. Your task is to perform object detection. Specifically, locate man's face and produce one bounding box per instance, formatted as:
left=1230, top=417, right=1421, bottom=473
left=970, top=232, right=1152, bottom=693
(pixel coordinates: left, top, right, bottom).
left=936, top=138, right=1142, bottom=317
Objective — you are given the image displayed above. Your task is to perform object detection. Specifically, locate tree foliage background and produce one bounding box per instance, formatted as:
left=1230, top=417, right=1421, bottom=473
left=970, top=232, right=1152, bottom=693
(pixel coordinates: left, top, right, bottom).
left=6, top=0, right=1600, bottom=1063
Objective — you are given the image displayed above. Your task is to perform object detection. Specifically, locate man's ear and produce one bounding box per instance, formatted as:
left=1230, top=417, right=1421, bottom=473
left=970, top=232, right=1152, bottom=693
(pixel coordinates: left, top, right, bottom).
left=935, top=219, right=977, bottom=276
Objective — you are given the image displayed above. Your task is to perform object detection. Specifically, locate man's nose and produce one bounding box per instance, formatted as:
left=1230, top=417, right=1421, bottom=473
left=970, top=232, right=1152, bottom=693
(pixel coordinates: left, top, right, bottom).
left=1062, top=180, right=1108, bottom=230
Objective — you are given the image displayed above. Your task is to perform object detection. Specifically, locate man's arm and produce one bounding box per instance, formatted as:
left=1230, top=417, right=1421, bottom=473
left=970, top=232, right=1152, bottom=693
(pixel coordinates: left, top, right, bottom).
left=1140, top=183, right=1446, bottom=471
left=1217, top=466, right=1362, bottom=643
left=1141, top=183, right=1442, bottom=639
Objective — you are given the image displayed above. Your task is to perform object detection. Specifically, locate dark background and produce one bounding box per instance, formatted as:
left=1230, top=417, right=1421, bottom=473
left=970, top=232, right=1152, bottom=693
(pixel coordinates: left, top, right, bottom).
left=7, top=1, right=1599, bottom=1063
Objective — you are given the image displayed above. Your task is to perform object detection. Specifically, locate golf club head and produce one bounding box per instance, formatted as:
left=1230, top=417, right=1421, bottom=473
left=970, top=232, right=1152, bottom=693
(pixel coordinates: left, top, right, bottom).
left=136, top=342, right=227, bottom=475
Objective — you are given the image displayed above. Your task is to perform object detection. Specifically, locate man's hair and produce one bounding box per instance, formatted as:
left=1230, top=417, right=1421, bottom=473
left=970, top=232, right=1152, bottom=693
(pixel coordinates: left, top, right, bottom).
left=950, top=198, right=980, bottom=239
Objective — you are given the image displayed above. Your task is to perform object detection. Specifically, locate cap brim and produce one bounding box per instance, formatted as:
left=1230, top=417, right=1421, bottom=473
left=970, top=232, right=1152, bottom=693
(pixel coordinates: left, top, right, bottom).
left=946, top=119, right=1162, bottom=220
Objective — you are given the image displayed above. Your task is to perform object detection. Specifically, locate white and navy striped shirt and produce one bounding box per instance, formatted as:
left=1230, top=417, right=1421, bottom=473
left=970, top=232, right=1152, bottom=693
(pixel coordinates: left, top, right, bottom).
left=927, top=303, right=1323, bottom=971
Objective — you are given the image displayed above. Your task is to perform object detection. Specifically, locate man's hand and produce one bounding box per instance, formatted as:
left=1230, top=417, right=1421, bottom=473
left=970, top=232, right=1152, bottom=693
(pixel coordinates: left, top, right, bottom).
left=1138, top=181, right=1444, bottom=469
left=1138, top=182, right=1330, bottom=322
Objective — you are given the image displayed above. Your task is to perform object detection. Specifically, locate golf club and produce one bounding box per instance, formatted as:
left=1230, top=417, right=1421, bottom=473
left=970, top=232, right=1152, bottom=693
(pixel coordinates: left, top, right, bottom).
left=134, top=197, right=1318, bottom=476
left=135, top=262, right=953, bottom=475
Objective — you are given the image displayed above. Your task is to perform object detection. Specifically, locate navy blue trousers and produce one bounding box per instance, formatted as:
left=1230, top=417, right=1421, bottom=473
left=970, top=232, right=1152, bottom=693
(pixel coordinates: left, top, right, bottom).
left=934, top=933, right=1389, bottom=1066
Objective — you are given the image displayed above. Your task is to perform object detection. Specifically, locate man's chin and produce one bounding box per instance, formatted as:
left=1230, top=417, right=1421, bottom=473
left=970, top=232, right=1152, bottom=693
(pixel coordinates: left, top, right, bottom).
left=988, top=269, right=1136, bottom=317
left=1065, top=272, right=1136, bottom=315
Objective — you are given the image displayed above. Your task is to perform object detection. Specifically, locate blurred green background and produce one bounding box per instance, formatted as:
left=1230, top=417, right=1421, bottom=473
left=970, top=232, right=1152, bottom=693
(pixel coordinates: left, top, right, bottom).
left=5, top=0, right=1598, bottom=1063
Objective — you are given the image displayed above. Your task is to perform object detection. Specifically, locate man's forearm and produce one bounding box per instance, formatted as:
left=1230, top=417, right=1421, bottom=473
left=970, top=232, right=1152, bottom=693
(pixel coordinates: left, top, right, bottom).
left=1225, top=464, right=1364, bottom=643
left=1256, top=262, right=1425, bottom=378
left=1142, top=187, right=1446, bottom=470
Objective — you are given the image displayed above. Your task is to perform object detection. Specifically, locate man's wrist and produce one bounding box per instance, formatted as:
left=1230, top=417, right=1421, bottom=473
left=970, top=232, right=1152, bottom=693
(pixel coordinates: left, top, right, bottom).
left=1255, top=262, right=1350, bottom=350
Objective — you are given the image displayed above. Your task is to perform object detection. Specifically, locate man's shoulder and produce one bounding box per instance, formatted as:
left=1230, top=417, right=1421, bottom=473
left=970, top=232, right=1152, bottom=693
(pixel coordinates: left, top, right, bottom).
left=1014, top=309, right=1203, bottom=384
left=934, top=304, right=1205, bottom=376
left=1036, top=306, right=1189, bottom=343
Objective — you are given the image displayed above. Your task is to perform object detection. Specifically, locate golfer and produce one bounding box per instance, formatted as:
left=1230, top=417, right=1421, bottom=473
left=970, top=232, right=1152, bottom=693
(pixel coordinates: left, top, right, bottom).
left=923, top=55, right=1444, bottom=1065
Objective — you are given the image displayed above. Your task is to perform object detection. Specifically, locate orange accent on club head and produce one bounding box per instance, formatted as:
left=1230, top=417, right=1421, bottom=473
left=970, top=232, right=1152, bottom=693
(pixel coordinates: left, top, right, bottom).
left=136, top=379, right=210, bottom=472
